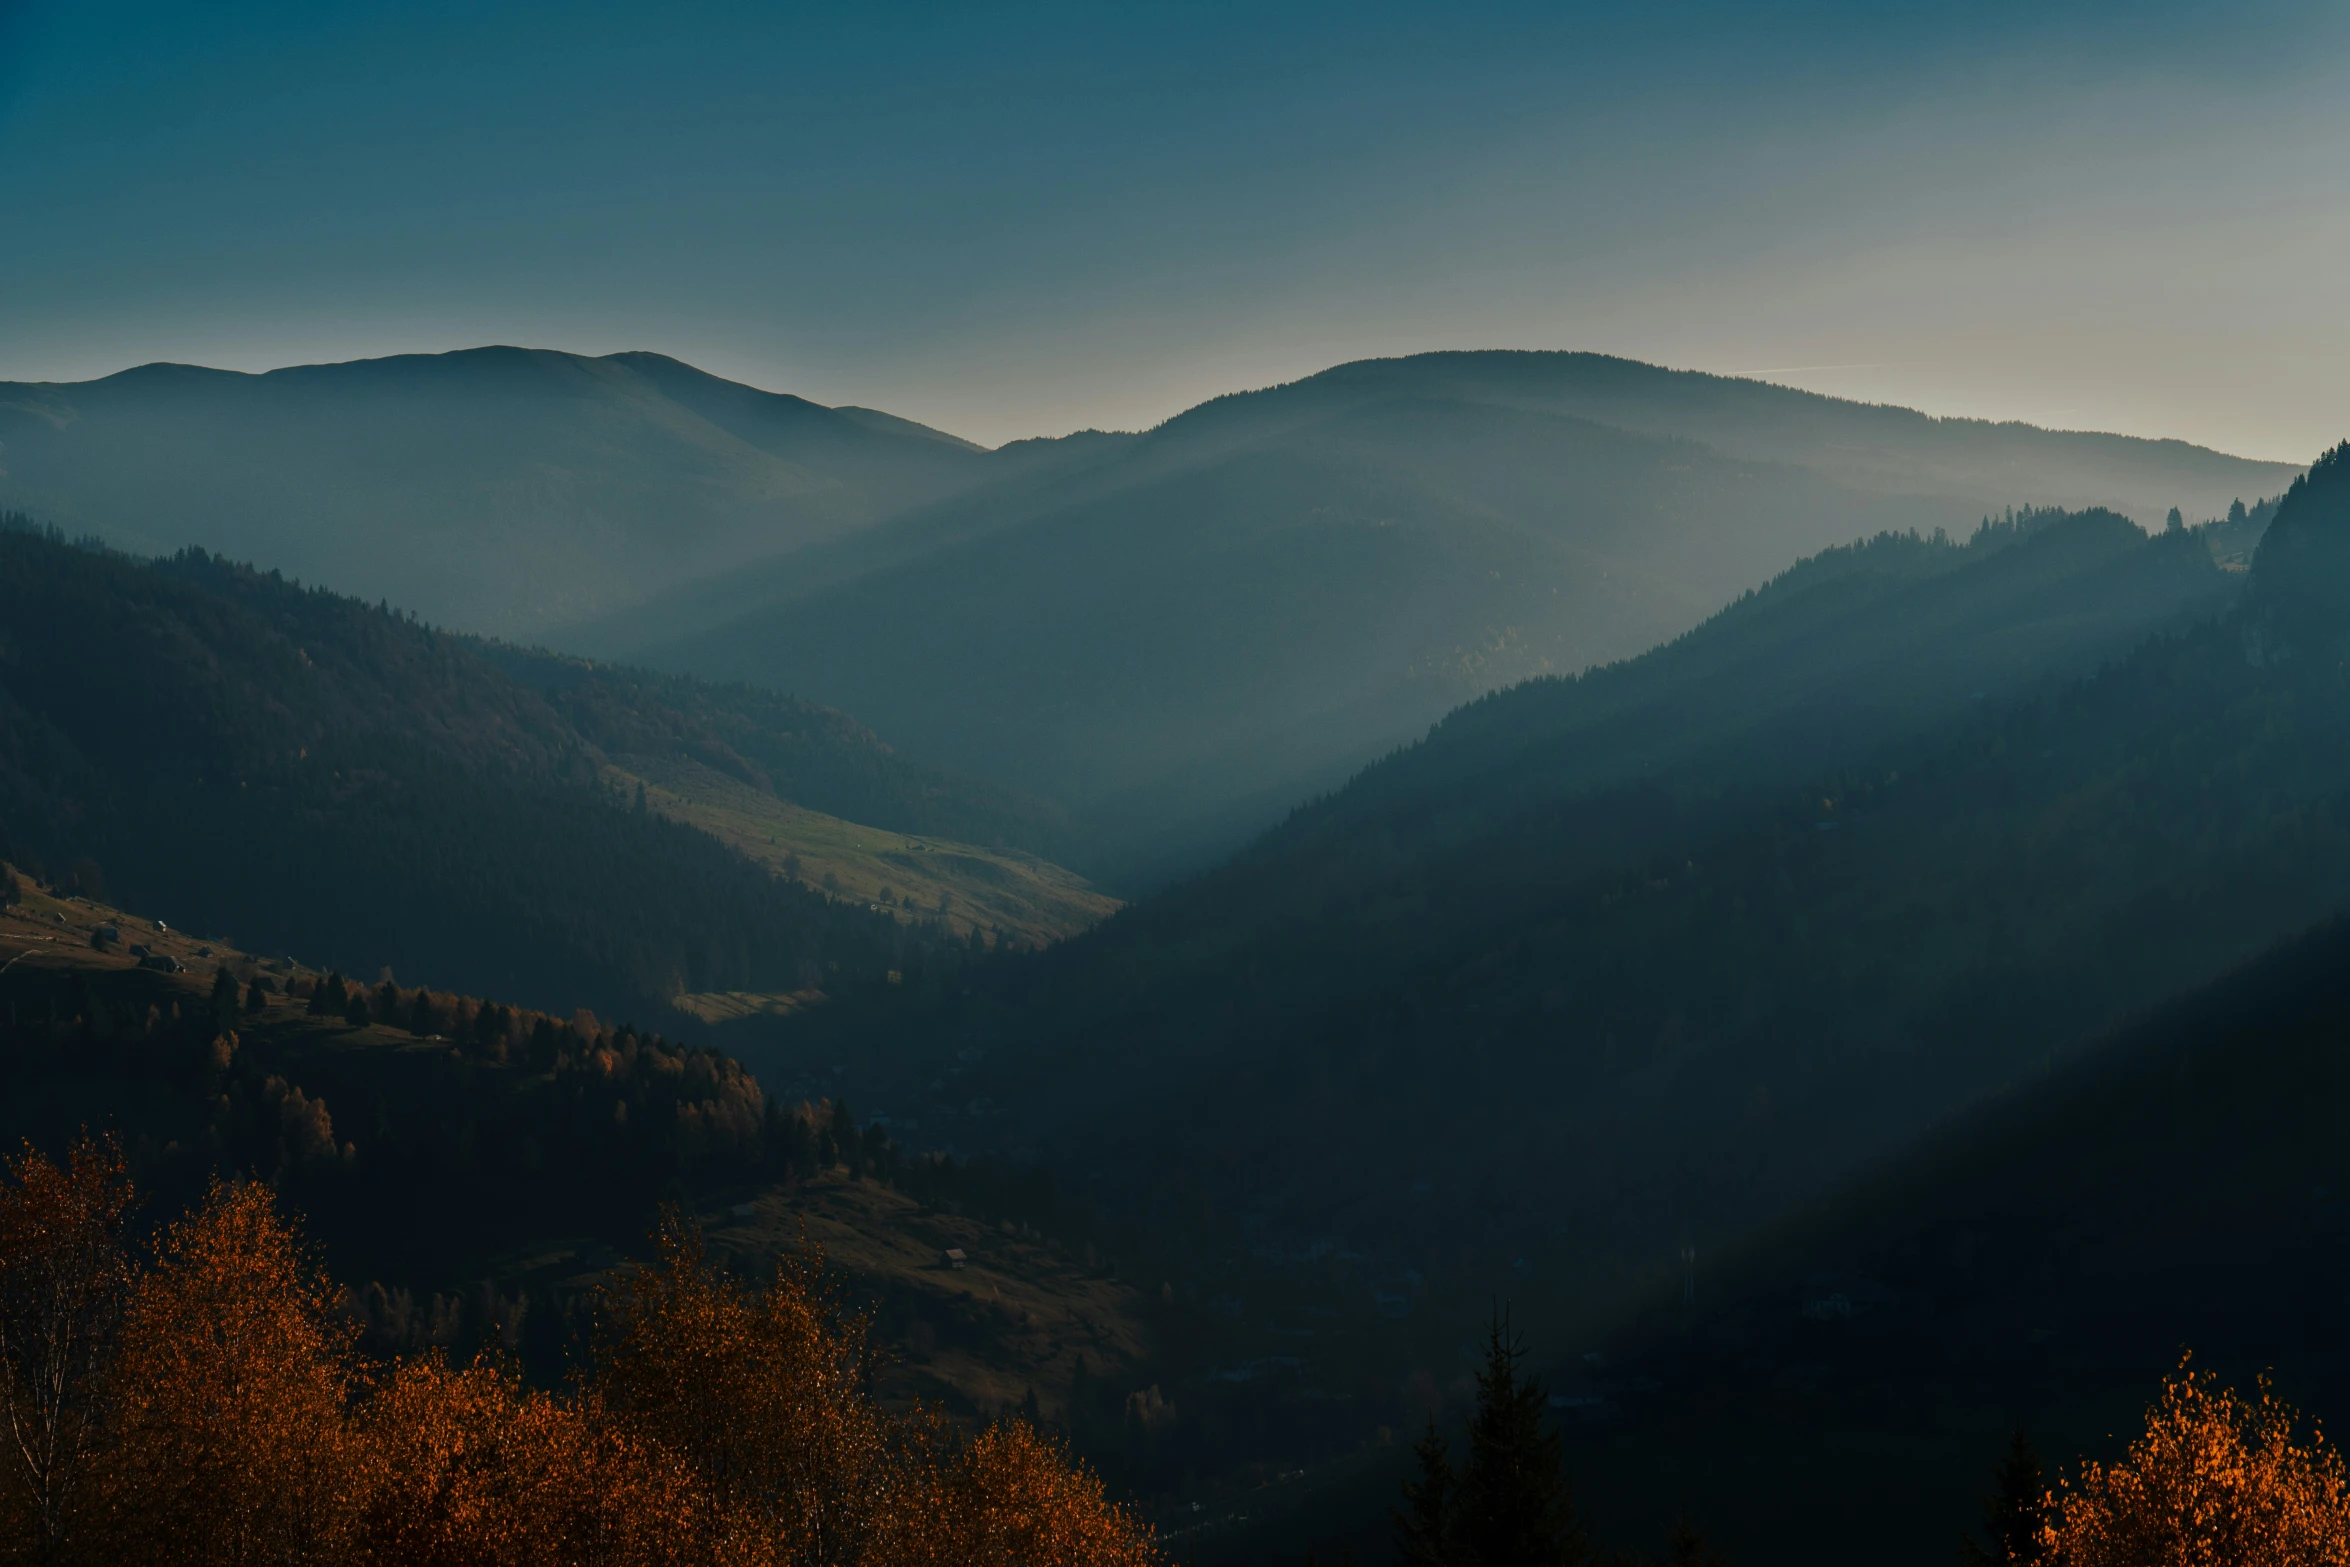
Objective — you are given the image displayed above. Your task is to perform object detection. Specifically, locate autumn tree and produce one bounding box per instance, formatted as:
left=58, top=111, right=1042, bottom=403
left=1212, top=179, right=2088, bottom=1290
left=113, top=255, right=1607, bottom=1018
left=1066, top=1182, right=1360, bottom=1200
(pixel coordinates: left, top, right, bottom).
left=2041, top=1361, right=2350, bottom=1566
left=592, top=1211, right=1159, bottom=1567
left=0, top=1136, right=135, bottom=1562
left=593, top=1214, right=905, bottom=1565
left=922, top=1419, right=1159, bottom=1567
left=1, top=1172, right=1159, bottom=1567
left=91, top=1181, right=367, bottom=1566
left=356, top=1353, right=712, bottom=1567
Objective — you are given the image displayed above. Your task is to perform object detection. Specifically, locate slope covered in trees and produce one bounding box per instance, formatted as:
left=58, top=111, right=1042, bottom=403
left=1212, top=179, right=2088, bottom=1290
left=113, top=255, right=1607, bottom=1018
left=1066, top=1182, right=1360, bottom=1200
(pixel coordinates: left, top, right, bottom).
left=0, top=874, right=1163, bottom=1448
left=1461, top=871, right=2350, bottom=1562
left=743, top=456, right=2350, bottom=1501
left=600, top=352, right=2297, bottom=877
left=0, top=522, right=1094, bottom=1024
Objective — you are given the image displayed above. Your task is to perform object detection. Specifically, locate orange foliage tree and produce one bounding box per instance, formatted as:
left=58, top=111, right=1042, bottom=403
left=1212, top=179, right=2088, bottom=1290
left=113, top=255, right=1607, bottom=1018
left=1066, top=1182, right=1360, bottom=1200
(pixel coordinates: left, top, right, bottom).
left=925, top=1418, right=1165, bottom=1567
left=0, top=1141, right=1159, bottom=1567
left=2042, top=1360, right=2350, bottom=1567
left=357, top=1353, right=715, bottom=1567
left=593, top=1219, right=912, bottom=1565
left=91, top=1179, right=369, bottom=1566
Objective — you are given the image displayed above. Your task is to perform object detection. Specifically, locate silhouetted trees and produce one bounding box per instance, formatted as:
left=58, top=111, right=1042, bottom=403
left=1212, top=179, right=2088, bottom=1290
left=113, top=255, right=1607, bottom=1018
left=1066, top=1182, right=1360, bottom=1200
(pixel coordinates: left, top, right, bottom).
left=1392, top=1311, right=1587, bottom=1567
left=1962, top=1429, right=2049, bottom=1566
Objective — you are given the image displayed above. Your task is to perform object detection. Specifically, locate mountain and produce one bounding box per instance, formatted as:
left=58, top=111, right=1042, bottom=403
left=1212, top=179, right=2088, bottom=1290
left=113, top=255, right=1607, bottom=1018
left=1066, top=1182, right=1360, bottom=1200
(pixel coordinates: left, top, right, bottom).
left=601, top=352, right=2298, bottom=878
left=0, top=347, right=994, bottom=636
left=725, top=454, right=2350, bottom=1515
left=5, top=345, right=2294, bottom=880
left=0, top=518, right=1105, bottom=1026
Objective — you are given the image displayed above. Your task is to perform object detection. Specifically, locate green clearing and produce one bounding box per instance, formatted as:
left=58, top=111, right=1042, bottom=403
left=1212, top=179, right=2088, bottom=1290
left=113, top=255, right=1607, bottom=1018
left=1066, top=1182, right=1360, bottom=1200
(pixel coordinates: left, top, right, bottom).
left=609, top=756, right=1118, bottom=956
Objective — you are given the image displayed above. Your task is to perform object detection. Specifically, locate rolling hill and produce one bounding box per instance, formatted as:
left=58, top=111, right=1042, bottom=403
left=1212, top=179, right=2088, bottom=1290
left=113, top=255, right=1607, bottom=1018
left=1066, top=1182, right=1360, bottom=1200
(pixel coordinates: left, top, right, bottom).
left=0, top=347, right=995, bottom=636
left=601, top=352, right=2299, bottom=878
left=5, top=344, right=2293, bottom=883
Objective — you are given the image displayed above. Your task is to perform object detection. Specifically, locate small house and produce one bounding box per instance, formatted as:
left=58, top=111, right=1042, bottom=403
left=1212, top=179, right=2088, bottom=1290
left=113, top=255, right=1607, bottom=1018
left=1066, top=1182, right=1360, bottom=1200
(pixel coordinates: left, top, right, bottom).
left=943, top=1248, right=967, bottom=1270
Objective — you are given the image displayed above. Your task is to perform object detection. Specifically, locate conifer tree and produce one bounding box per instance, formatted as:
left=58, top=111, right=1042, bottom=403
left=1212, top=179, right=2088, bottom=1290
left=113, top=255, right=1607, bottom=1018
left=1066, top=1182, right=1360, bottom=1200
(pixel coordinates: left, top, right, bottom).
left=1393, top=1416, right=1459, bottom=1567
left=1453, top=1308, right=1587, bottom=1567
left=1960, top=1428, right=2049, bottom=1566
left=208, top=966, right=240, bottom=1032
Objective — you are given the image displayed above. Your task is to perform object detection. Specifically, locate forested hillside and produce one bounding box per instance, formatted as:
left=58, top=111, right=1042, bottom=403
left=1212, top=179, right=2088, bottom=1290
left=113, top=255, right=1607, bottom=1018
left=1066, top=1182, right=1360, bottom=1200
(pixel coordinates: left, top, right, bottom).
left=610, top=352, right=2296, bottom=878
left=0, top=521, right=1098, bottom=1024
left=0, top=885, right=1162, bottom=1565
left=1567, top=903, right=2350, bottom=1562
left=743, top=457, right=2350, bottom=1490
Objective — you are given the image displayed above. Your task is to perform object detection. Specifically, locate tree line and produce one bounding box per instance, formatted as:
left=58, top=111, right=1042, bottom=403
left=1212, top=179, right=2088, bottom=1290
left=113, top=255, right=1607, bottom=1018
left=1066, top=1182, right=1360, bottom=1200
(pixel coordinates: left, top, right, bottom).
left=0, top=924, right=1083, bottom=1323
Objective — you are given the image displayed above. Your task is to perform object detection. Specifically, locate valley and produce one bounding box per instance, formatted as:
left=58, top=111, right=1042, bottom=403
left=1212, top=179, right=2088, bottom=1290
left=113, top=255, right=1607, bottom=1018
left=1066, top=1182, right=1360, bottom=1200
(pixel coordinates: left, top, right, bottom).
left=1, top=366, right=2342, bottom=1566
left=15, top=11, right=2347, bottom=1562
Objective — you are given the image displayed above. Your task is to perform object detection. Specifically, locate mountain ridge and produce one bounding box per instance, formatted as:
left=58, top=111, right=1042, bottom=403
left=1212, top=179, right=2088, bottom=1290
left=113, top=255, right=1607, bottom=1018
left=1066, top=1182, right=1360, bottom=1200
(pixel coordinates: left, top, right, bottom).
left=604, top=355, right=2293, bottom=877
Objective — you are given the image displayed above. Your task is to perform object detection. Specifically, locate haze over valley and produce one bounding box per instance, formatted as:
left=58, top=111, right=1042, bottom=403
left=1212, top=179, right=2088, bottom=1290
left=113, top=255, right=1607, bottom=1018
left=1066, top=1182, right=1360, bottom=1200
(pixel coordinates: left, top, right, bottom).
left=1, top=347, right=2298, bottom=882
left=5, top=4, right=2349, bottom=1563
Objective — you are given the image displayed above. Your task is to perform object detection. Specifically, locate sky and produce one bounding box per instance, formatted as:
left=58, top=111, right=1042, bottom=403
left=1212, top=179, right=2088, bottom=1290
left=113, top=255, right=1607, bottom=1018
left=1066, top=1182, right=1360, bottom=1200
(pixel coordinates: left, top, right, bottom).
left=1, top=0, right=2346, bottom=459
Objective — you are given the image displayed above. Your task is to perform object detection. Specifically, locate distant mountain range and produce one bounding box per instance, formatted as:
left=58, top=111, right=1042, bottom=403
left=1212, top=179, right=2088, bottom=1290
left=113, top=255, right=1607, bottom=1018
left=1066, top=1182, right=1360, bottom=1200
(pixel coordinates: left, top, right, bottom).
left=0, top=347, right=2301, bottom=881
left=0, top=347, right=994, bottom=636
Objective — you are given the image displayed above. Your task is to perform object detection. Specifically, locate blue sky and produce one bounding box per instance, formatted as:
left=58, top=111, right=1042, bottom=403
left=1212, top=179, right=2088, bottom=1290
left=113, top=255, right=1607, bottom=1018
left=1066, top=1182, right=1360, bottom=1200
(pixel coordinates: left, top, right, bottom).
left=2, top=0, right=2346, bottom=458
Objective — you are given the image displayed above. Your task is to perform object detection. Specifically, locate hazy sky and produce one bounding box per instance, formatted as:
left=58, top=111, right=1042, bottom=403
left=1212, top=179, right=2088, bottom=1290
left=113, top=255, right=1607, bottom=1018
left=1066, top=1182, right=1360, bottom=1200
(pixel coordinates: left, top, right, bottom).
left=3, top=0, right=2346, bottom=459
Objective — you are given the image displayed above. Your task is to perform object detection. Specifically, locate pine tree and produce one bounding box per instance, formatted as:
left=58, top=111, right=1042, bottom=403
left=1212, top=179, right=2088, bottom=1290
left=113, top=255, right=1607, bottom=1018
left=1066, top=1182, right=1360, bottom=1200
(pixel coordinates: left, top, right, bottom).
left=1454, top=1308, right=1586, bottom=1567
left=209, top=966, right=241, bottom=1032
left=1960, top=1428, right=2048, bottom=1566
left=1393, top=1416, right=1459, bottom=1567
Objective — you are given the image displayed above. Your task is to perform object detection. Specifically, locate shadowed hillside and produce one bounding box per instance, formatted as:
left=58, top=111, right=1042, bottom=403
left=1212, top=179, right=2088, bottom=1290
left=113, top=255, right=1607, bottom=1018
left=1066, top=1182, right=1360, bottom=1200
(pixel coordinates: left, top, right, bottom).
left=0, top=519, right=1104, bottom=1026
left=733, top=460, right=2350, bottom=1520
